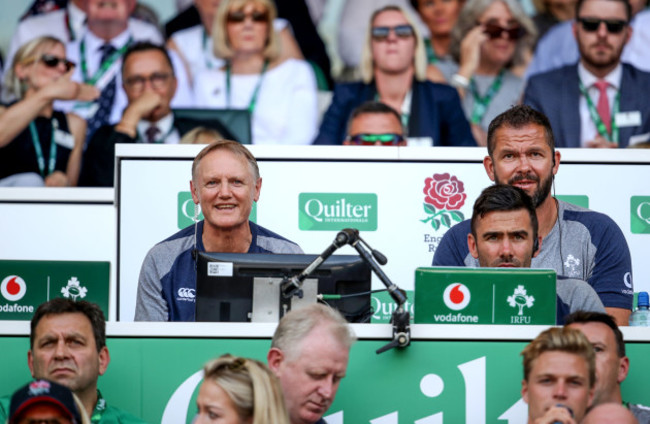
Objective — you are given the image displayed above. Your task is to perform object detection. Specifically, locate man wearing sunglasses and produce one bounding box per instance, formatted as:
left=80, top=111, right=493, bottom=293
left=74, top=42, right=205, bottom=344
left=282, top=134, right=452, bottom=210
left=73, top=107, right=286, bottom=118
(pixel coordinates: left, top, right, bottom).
left=524, top=0, right=650, bottom=148
left=79, top=42, right=231, bottom=187
left=343, top=101, right=407, bottom=146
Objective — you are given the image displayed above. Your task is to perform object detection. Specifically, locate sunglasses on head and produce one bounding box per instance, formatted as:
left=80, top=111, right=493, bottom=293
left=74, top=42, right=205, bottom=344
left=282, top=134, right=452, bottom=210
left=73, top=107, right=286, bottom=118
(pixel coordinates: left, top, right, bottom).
left=348, top=133, right=404, bottom=146
left=482, top=22, right=526, bottom=40
left=371, top=24, right=415, bottom=41
left=578, top=17, right=627, bottom=33
left=226, top=9, right=269, bottom=23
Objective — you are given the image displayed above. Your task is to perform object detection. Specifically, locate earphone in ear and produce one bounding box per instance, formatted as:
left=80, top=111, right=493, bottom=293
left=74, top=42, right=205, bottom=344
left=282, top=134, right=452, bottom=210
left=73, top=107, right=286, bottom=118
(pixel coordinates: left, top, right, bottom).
left=533, top=237, right=540, bottom=254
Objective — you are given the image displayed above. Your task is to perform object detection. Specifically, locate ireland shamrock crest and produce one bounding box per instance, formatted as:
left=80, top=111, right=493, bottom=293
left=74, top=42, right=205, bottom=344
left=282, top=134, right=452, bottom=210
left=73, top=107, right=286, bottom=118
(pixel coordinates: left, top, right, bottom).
left=421, top=173, right=467, bottom=230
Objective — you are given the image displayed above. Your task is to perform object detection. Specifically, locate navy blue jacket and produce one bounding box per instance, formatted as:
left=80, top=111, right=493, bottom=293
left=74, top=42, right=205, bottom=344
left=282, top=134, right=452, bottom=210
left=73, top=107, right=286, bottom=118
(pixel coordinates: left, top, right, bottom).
left=313, top=79, right=476, bottom=146
left=524, top=63, right=650, bottom=147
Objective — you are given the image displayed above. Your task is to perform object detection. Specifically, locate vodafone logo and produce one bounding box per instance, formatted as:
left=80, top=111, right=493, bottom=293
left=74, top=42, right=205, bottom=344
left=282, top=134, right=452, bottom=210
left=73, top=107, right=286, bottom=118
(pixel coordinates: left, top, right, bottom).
left=443, top=283, right=470, bottom=311
left=1, top=275, right=27, bottom=302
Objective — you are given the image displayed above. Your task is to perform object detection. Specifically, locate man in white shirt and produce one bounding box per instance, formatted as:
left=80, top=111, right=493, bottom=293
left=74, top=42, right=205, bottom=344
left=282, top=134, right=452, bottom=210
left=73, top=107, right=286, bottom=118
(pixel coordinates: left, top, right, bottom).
left=523, top=0, right=650, bottom=148
left=57, top=0, right=192, bottom=140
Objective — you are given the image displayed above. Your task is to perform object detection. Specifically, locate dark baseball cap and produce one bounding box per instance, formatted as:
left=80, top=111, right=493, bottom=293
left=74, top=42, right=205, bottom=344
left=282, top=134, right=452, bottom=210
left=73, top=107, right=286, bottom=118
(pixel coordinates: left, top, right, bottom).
left=9, top=379, right=81, bottom=424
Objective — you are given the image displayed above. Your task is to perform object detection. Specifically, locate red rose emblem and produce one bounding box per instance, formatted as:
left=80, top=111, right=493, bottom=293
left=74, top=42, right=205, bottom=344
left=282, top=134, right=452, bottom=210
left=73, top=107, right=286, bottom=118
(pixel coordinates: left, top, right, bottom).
left=423, top=173, right=467, bottom=210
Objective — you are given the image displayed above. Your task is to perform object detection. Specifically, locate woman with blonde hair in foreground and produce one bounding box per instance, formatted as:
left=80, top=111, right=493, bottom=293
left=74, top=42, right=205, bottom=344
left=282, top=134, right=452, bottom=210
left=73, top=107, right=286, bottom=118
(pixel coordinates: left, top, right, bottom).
left=195, top=354, right=289, bottom=424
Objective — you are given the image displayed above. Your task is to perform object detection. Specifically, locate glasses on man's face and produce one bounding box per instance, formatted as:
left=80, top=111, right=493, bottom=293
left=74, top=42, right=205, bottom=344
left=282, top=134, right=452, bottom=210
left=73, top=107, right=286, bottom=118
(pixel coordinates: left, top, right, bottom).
left=226, top=9, right=270, bottom=24
left=577, top=17, right=628, bottom=33
left=371, top=24, right=415, bottom=41
left=24, top=54, right=75, bottom=72
left=481, top=22, right=526, bottom=40
left=348, top=133, right=404, bottom=146
left=124, top=72, right=172, bottom=92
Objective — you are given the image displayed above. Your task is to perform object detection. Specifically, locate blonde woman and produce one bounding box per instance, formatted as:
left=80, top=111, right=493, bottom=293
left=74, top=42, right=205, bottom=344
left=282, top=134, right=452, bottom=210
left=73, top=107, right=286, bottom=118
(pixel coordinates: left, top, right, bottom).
left=195, top=355, right=289, bottom=424
left=193, top=0, right=318, bottom=145
left=0, top=36, right=97, bottom=186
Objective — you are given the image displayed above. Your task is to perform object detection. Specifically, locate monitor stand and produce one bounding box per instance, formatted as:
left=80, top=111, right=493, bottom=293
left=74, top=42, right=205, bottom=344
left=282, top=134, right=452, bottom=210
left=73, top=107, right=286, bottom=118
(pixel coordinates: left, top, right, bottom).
left=251, top=277, right=318, bottom=322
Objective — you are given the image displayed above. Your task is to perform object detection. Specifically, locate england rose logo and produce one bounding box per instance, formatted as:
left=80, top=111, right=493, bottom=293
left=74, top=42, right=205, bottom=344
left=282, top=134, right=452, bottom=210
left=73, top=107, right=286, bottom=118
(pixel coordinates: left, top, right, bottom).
left=421, top=173, right=467, bottom=230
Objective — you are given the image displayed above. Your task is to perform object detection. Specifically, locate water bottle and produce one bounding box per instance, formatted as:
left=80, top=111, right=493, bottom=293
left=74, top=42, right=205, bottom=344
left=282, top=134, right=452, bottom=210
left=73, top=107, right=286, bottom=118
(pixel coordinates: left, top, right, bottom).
left=629, top=292, right=650, bottom=326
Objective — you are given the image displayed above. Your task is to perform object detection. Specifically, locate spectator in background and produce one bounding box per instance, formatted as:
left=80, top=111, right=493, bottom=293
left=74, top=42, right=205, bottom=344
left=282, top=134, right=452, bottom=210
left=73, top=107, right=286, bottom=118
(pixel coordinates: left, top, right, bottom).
left=58, top=0, right=193, bottom=142
left=531, top=0, right=576, bottom=39
left=195, top=355, right=289, bottom=424
left=526, top=0, right=650, bottom=77
left=565, top=311, right=650, bottom=422
left=524, top=0, right=650, bottom=148
left=180, top=126, right=224, bottom=144
left=8, top=379, right=90, bottom=424
left=193, top=0, right=318, bottom=145
left=0, top=36, right=98, bottom=187
left=336, top=0, right=427, bottom=81
left=5, top=0, right=87, bottom=88
left=343, top=101, right=407, bottom=146
left=582, top=403, right=640, bottom=424
left=449, top=0, right=536, bottom=145
left=79, top=42, right=231, bottom=187
left=167, top=0, right=304, bottom=84
left=314, top=5, right=475, bottom=147
left=410, top=0, right=465, bottom=82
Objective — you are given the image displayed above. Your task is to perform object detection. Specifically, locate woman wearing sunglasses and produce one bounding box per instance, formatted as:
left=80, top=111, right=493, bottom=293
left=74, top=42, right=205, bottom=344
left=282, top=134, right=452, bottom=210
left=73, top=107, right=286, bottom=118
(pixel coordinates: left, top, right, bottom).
left=194, top=354, right=289, bottom=424
left=314, top=5, right=474, bottom=147
left=0, top=36, right=98, bottom=187
left=167, top=0, right=303, bottom=84
left=193, top=0, right=318, bottom=145
left=449, top=0, right=537, bottom=145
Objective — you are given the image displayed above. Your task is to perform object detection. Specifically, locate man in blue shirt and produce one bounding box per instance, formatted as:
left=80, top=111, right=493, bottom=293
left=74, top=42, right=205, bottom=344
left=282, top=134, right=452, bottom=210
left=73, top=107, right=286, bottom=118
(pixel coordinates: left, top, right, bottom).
left=135, top=140, right=302, bottom=321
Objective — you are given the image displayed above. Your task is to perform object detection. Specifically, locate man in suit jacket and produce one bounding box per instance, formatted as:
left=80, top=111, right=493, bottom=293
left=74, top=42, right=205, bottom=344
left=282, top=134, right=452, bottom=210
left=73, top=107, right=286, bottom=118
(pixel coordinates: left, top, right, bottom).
left=524, top=0, right=650, bottom=148
left=79, top=42, right=229, bottom=187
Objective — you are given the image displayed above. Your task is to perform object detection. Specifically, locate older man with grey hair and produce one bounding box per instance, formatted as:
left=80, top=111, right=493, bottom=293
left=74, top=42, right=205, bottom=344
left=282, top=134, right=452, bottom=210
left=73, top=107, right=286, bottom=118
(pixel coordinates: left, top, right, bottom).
left=267, top=304, right=355, bottom=424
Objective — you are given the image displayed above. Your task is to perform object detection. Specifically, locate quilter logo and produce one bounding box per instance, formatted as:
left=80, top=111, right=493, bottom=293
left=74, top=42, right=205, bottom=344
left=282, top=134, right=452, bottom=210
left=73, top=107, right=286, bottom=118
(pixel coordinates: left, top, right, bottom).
left=631, top=196, right=650, bottom=234
left=299, top=193, right=377, bottom=231
left=443, top=283, right=470, bottom=311
left=177, top=192, right=256, bottom=229
left=1, top=275, right=27, bottom=302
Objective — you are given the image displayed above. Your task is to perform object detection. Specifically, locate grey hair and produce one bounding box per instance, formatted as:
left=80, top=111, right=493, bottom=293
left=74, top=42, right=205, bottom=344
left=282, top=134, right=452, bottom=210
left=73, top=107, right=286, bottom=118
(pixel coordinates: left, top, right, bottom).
left=3, top=36, right=65, bottom=101
left=271, top=304, right=356, bottom=361
left=360, top=5, right=428, bottom=83
left=450, top=0, right=537, bottom=68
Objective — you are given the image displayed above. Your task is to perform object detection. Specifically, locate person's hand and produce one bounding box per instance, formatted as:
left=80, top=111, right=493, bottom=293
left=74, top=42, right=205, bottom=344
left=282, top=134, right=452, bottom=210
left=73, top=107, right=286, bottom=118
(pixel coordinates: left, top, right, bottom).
left=532, top=404, right=576, bottom=424
left=41, top=69, right=99, bottom=102
left=124, top=91, right=164, bottom=121
left=586, top=135, right=618, bottom=148
left=115, top=91, right=164, bottom=137
left=457, top=25, right=488, bottom=79
left=44, top=170, right=69, bottom=187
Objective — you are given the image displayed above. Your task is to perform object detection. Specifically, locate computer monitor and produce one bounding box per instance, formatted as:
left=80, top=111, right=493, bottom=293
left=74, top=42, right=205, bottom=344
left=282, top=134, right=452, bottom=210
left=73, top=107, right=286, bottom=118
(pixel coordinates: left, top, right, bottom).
left=195, top=252, right=372, bottom=323
left=173, top=108, right=252, bottom=144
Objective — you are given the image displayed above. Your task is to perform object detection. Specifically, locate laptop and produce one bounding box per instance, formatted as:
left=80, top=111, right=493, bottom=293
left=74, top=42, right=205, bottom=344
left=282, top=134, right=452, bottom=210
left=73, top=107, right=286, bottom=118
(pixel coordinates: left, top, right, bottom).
left=414, top=267, right=557, bottom=325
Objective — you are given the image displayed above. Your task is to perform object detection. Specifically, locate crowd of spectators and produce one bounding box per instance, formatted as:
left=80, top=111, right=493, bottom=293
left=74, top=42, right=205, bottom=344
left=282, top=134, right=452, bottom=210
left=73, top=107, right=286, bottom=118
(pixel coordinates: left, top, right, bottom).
left=1, top=0, right=648, bottom=187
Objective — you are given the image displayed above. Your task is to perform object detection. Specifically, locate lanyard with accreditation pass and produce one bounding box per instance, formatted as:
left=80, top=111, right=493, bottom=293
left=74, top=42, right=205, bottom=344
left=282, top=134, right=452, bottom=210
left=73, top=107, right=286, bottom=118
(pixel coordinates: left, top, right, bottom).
left=28, top=120, right=57, bottom=177
left=578, top=78, right=620, bottom=144
left=225, top=60, right=269, bottom=113
left=469, top=69, right=504, bottom=125
left=79, top=37, right=133, bottom=87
